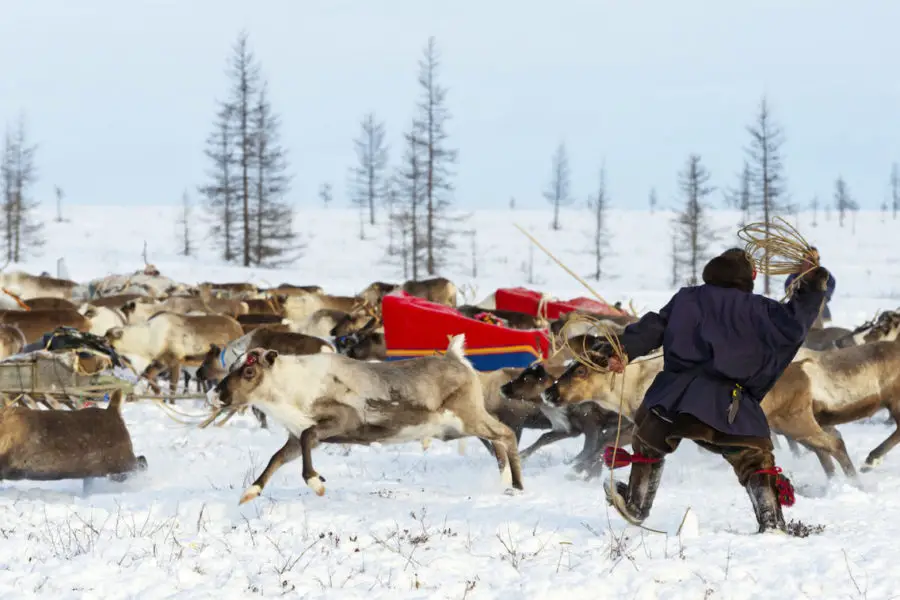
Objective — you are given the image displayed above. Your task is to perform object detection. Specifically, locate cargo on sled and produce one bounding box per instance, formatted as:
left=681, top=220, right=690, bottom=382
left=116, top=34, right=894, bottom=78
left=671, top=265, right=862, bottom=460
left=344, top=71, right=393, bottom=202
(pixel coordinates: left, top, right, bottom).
left=382, top=292, right=549, bottom=371
left=494, top=286, right=626, bottom=319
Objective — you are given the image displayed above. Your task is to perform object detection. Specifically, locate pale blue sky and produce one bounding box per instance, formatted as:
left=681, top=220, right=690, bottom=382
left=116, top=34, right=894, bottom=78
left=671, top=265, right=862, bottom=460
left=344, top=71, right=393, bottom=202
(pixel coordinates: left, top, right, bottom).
left=1, top=0, right=898, bottom=211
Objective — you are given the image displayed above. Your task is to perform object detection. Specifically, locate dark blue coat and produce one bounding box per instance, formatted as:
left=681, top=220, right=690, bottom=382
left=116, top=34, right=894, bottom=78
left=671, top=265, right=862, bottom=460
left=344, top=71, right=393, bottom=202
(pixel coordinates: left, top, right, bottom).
left=786, top=271, right=835, bottom=320
left=617, top=281, right=826, bottom=438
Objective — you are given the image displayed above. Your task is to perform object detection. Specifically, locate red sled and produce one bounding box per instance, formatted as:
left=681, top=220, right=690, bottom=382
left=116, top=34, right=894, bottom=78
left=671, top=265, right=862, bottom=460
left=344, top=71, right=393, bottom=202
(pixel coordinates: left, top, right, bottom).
left=382, top=292, right=550, bottom=371
left=494, top=287, right=625, bottom=320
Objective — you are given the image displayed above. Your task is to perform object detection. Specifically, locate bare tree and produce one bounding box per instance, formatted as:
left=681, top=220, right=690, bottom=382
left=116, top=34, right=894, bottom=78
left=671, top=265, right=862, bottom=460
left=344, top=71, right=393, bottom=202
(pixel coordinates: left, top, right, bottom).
left=588, top=165, right=611, bottom=280
left=810, top=195, right=819, bottom=228
left=674, top=154, right=717, bottom=285
left=724, top=160, right=752, bottom=226
left=350, top=112, right=389, bottom=227
left=0, top=115, right=43, bottom=263
left=891, top=162, right=899, bottom=220
left=54, top=186, right=64, bottom=223
left=648, top=187, right=658, bottom=214
left=319, top=182, right=332, bottom=208
left=509, top=196, right=516, bottom=210
left=834, top=175, right=858, bottom=230
left=670, top=230, right=678, bottom=288
left=881, top=197, right=889, bottom=223
left=389, top=127, right=426, bottom=279
left=199, top=103, right=238, bottom=261
left=745, top=96, right=789, bottom=295
left=250, top=82, right=298, bottom=266
left=413, top=36, right=459, bottom=275
left=177, top=190, right=193, bottom=256
left=544, top=142, right=572, bottom=230
left=227, top=31, right=261, bottom=267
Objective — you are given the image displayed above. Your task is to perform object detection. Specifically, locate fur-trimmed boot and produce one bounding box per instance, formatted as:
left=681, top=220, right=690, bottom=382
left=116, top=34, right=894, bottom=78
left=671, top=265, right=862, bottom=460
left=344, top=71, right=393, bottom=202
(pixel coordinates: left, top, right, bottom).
left=606, top=459, right=664, bottom=524
left=746, top=471, right=787, bottom=534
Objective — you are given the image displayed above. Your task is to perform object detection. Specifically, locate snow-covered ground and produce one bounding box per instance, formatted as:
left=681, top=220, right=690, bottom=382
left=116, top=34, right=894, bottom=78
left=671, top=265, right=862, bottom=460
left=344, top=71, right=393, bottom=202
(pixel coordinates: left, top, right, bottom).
left=1, top=206, right=898, bottom=598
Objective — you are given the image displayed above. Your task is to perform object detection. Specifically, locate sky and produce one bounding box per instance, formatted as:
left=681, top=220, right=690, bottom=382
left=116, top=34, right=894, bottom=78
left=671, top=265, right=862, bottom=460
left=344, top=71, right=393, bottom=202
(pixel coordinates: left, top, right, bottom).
left=1, top=0, right=898, bottom=212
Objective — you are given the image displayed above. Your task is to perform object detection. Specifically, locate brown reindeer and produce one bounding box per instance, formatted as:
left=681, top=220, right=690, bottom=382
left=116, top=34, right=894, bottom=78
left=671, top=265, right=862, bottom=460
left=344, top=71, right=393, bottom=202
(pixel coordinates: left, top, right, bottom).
left=283, top=294, right=362, bottom=323
left=333, top=318, right=386, bottom=361
left=297, top=309, right=353, bottom=338
left=268, top=284, right=324, bottom=297
left=237, top=314, right=289, bottom=334
left=161, top=295, right=249, bottom=318
left=0, top=389, right=147, bottom=492
left=207, top=336, right=522, bottom=503
left=105, top=312, right=244, bottom=396
left=0, top=271, right=78, bottom=300
left=549, top=310, right=635, bottom=338
left=24, top=297, right=77, bottom=311
left=360, top=277, right=458, bottom=308
left=244, top=296, right=287, bottom=316
left=88, top=293, right=147, bottom=309
left=0, top=309, right=91, bottom=344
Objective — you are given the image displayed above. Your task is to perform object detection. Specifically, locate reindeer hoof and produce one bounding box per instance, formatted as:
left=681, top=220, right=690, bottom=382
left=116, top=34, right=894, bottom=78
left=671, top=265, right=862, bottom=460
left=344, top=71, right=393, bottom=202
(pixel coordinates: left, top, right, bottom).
left=861, top=457, right=882, bottom=472
left=239, top=485, right=262, bottom=505
left=306, top=475, right=326, bottom=496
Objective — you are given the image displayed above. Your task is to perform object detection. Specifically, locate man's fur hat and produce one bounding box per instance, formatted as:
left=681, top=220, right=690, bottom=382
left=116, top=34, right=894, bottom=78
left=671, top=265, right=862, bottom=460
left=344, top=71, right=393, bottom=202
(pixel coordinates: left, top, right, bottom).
left=702, top=248, right=755, bottom=293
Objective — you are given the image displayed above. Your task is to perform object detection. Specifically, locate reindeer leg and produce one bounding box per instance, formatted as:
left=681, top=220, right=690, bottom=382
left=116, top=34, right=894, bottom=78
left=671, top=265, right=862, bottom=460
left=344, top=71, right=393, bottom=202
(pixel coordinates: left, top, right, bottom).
left=466, top=413, right=523, bottom=491
left=786, top=436, right=804, bottom=457
left=862, top=409, right=900, bottom=472
left=167, top=359, right=181, bottom=403
left=251, top=407, right=268, bottom=429
left=240, top=434, right=303, bottom=504
left=299, top=426, right=326, bottom=495
left=519, top=431, right=577, bottom=462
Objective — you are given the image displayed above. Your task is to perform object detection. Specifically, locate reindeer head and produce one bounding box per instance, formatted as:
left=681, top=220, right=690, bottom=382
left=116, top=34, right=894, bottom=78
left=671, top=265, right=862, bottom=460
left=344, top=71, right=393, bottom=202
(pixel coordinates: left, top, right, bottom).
left=863, top=310, right=900, bottom=344
left=207, top=347, right=279, bottom=409
left=500, top=363, right=556, bottom=402
left=541, top=349, right=615, bottom=407
left=330, top=308, right=377, bottom=338
left=334, top=317, right=380, bottom=354
left=196, top=343, right=228, bottom=388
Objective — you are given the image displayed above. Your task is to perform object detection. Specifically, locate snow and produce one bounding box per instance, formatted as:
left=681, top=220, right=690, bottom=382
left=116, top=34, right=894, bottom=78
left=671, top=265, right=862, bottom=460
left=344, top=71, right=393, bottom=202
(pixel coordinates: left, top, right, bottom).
left=1, top=206, right=898, bottom=598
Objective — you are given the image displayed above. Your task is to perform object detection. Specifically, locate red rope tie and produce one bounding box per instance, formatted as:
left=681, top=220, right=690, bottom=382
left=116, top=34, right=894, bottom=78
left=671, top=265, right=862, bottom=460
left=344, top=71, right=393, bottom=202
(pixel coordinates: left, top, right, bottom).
left=755, top=466, right=795, bottom=507
left=603, top=446, right=661, bottom=469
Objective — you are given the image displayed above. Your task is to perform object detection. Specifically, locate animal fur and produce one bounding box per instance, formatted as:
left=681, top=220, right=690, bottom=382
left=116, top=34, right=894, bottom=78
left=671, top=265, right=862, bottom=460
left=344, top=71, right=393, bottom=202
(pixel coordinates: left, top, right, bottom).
left=0, top=308, right=91, bottom=344
left=0, top=389, right=146, bottom=490
left=207, top=335, right=522, bottom=502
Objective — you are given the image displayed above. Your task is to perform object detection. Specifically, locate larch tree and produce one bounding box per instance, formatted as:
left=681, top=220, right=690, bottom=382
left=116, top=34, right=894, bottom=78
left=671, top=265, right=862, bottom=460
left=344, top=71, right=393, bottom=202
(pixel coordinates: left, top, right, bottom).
left=199, top=102, right=238, bottom=262
left=745, top=96, right=789, bottom=295
left=228, top=30, right=262, bottom=267
left=389, top=126, right=426, bottom=279
left=177, top=190, right=193, bottom=257
left=674, top=154, right=717, bottom=286
left=350, top=112, right=389, bottom=227
left=319, top=182, right=332, bottom=208
left=0, top=115, right=43, bottom=263
left=412, top=36, right=459, bottom=275
left=833, top=176, right=858, bottom=229
left=544, top=142, right=572, bottom=230
left=251, top=82, right=297, bottom=266
left=724, top=160, right=752, bottom=226
left=648, top=187, right=658, bottom=214
left=810, top=195, right=819, bottom=228
left=588, top=164, right=611, bottom=280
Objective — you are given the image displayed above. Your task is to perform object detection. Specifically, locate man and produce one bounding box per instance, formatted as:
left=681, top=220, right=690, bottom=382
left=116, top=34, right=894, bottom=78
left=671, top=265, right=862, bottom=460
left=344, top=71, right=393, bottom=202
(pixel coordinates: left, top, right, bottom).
left=596, top=248, right=829, bottom=533
left=784, top=246, right=835, bottom=324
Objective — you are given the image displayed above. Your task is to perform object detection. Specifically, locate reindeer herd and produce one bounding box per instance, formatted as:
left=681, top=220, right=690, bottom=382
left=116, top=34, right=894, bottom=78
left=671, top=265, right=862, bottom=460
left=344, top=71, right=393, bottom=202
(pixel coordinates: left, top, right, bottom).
left=0, top=265, right=898, bottom=509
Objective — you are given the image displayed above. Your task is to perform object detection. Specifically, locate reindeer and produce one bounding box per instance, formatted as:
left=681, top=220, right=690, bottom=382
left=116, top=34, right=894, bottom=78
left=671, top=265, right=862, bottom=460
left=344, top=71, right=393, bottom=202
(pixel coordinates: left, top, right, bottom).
left=78, top=304, right=128, bottom=336
left=360, top=277, right=458, bottom=308
left=207, top=336, right=523, bottom=503
left=0, top=389, right=147, bottom=492
left=333, top=318, right=386, bottom=361
left=24, top=297, right=77, bottom=311
left=296, top=309, right=353, bottom=338
left=0, top=271, right=78, bottom=300
left=549, top=310, right=634, bottom=339
left=283, top=294, right=362, bottom=323
left=105, top=312, right=244, bottom=396
left=87, top=293, right=147, bottom=309
left=160, top=295, right=249, bottom=318
left=244, top=296, right=287, bottom=316
left=0, top=309, right=91, bottom=344
left=267, top=284, right=324, bottom=297
left=237, top=314, right=290, bottom=334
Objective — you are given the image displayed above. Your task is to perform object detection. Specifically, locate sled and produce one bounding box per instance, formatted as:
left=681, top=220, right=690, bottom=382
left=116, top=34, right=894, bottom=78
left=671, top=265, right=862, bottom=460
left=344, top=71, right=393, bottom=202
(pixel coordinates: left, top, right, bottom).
left=382, top=292, right=550, bottom=371
left=494, top=287, right=626, bottom=320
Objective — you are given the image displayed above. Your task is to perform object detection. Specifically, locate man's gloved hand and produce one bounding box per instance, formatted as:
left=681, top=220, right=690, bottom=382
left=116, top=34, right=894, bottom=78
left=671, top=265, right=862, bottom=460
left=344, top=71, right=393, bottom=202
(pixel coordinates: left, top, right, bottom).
left=800, top=265, right=831, bottom=292
left=589, top=339, right=626, bottom=374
